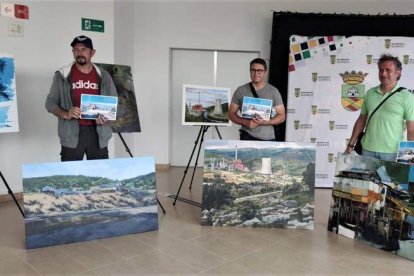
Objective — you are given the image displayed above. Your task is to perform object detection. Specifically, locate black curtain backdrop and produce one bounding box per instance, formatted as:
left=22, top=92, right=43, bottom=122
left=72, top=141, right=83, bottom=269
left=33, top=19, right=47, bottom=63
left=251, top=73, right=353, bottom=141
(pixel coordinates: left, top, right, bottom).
left=268, top=12, right=414, bottom=141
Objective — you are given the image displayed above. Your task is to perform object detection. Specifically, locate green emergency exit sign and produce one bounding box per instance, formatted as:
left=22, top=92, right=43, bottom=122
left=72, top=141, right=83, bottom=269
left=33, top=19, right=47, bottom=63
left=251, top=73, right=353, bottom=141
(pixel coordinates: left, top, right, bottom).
left=82, top=18, right=104, bottom=33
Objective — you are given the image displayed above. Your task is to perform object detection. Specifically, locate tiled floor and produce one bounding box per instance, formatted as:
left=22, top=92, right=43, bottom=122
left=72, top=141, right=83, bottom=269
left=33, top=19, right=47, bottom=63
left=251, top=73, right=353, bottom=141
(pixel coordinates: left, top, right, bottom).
left=1, top=166, right=414, bottom=275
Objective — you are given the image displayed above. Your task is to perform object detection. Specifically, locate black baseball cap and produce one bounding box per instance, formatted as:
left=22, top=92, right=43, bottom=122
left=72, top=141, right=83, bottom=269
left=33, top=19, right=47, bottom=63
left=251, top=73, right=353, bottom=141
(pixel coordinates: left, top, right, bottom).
left=70, top=35, right=93, bottom=49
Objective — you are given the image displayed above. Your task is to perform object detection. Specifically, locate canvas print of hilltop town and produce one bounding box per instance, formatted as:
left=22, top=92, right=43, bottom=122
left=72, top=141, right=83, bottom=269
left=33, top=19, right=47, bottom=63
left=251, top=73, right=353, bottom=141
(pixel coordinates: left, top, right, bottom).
left=202, top=140, right=315, bottom=229
left=328, top=153, right=414, bottom=261
left=22, top=157, right=158, bottom=249
left=182, top=84, right=231, bottom=126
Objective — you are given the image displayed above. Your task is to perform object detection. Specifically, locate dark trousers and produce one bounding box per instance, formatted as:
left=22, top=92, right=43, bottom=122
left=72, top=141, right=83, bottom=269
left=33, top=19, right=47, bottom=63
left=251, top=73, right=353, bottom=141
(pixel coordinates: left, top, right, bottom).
left=61, top=125, right=108, bottom=161
left=239, top=130, right=276, bottom=141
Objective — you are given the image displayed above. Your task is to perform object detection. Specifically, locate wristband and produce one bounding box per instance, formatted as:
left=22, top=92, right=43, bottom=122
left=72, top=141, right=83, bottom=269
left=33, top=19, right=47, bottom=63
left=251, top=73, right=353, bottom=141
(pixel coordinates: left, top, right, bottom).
left=347, top=144, right=355, bottom=148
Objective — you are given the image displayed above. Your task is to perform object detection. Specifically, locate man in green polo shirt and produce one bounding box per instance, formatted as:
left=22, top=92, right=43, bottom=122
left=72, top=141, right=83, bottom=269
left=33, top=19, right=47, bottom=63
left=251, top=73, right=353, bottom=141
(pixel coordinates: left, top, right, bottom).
left=345, top=54, right=414, bottom=161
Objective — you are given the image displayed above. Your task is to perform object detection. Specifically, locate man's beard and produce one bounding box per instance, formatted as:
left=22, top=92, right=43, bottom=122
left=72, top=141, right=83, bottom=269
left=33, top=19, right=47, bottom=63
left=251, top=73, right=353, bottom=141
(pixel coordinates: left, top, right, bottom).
left=76, top=56, right=86, bottom=65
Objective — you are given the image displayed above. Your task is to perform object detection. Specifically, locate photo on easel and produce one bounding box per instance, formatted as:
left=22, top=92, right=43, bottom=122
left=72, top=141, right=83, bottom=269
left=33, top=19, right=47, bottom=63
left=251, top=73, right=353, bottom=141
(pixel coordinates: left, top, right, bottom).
left=182, top=84, right=231, bottom=126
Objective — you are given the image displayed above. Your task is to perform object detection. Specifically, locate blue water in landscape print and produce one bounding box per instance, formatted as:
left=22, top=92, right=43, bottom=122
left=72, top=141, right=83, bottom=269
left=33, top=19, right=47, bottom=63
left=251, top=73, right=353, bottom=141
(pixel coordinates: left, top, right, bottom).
left=26, top=207, right=158, bottom=249
left=0, top=57, right=15, bottom=102
left=0, top=106, right=10, bottom=127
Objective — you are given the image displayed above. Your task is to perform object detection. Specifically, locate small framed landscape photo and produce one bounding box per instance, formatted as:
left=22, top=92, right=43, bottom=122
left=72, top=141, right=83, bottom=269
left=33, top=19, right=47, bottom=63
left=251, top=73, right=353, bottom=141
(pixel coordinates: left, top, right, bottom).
left=397, top=141, right=414, bottom=164
left=182, top=84, right=231, bottom=126
left=241, top=96, right=272, bottom=121
left=80, top=94, right=118, bottom=120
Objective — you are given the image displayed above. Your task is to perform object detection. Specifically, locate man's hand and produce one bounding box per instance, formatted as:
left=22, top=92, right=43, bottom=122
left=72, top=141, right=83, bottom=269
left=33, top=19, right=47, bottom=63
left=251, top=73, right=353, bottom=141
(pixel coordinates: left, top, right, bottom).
left=246, top=119, right=259, bottom=129
left=96, top=114, right=108, bottom=125
left=252, top=117, right=267, bottom=126
left=344, top=145, right=354, bottom=154
left=65, top=107, right=81, bottom=120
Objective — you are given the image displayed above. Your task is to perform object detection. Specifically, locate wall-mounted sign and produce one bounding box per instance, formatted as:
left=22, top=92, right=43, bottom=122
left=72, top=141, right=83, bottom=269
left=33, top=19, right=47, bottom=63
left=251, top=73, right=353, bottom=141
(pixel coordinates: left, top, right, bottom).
left=82, top=18, right=104, bottom=33
left=1, top=3, right=29, bottom=19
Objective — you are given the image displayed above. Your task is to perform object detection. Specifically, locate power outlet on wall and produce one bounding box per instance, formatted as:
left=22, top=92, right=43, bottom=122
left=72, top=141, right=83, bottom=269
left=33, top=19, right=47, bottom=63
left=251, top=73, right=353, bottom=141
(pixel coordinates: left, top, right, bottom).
left=8, top=20, right=23, bottom=37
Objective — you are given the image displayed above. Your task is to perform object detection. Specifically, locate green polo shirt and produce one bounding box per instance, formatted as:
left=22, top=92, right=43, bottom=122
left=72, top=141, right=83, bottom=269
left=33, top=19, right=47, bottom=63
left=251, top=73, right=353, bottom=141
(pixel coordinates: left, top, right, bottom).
left=360, top=85, right=414, bottom=153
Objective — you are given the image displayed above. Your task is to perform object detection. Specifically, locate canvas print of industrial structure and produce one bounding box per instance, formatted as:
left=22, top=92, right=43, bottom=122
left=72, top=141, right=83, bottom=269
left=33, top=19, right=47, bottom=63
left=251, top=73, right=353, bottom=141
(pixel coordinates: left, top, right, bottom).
left=202, top=140, right=315, bottom=229
left=95, top=63, right=141, bottom=133
left=22, top=157, right=158, bottom=249
left=0, top=55, right=19, bottom=133
left=328, top=153, right=414, bottom=261
left=182, top=84, right=231, bottom=126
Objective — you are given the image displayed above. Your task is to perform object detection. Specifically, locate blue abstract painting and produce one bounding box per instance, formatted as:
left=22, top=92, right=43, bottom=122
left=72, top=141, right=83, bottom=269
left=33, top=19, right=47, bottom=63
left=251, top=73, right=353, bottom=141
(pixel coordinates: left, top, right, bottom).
left=0, top=55, right=19, bottom=132
left=22, top=157, right=159, bottom=249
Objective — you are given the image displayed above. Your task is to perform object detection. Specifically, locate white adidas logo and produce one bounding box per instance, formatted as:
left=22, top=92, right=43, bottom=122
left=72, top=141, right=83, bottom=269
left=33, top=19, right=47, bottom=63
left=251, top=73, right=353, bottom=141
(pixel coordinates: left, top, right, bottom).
left=72, top=80, right=98, bottom=90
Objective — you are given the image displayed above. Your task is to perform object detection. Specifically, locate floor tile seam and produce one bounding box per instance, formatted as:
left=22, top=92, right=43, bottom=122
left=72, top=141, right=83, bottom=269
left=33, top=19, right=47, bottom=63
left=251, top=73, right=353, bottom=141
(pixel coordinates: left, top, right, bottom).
left=98, top=234, right=159, bottom=252
left=51, top=246, right=98, bottom=272
left=159, top=241, right=227, bottom=272
left=129, top=236, right=172, bottom=250
left=156, top=235, right=211, bottom=253
left=225, top=241, right=287, bottom=264
left=57, top=250, right=93, bottom=274
left=190, top=236, right=280, bottom=264
left=159, top=228, right=213, bottom=243
left=213, top=231, right=279, bottom=254
left=132, top=233, right=189, bottom=250
left=211, top=231, right=281, bottom=250
left=122, top=248, right=162, bottom=261
left=187, top=236, right=247, bottom=261
left=195, top=260, right=240, bottom=275
left=162, top=238, right=225, bottom=259
left=90, top=238, right=134, bottom=257
left=19, top=260, right=42, bottom=275
left=89, top=258, right=151, bottom=274
left=241, top=240, right=283, bottom=256
left=187, top=236, right=258, bottom=261
left=1, top=248, right=27, bottom=262
left=63, top=242, right=128, bottom=271
left=184, top=230, right=220, bottom=242
left=12, top=248, right=89, bottom=275
left=153, top=248, right=211, bottom=273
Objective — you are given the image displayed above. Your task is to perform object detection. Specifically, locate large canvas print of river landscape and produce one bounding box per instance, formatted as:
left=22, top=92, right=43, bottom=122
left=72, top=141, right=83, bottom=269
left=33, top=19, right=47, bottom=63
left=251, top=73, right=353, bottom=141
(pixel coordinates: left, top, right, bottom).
left=202, top=140, right=315, bottom=229
left=22, top=157, right=158, bottom=249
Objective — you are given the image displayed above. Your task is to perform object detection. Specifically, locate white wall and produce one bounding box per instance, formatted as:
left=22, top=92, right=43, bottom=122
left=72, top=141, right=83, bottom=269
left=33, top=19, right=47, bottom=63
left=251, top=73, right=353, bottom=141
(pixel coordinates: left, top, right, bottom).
left=129, top=0, right=414, bottom=166
left=3, top=0, right=414, bottom=195
left=0, top=1, right=114, bottom=195
left=113, top=0, right=136, bottom=158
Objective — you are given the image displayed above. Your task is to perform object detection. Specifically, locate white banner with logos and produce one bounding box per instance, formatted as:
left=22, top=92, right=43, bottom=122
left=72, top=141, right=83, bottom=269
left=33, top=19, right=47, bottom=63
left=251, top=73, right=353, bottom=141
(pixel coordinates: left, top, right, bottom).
left=286, top=35, right=414, bottom=187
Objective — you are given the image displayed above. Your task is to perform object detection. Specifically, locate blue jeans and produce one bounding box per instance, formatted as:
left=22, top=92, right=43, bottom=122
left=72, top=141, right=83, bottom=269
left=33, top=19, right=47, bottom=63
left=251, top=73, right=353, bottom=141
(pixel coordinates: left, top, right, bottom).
left=361, top=149, right=397, bottom=162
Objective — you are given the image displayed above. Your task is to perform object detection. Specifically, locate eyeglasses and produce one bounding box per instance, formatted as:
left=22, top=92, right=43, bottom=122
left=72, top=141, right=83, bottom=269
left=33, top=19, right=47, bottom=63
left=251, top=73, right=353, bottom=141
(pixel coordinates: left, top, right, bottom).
left=250, top=69, right=265, bottom=74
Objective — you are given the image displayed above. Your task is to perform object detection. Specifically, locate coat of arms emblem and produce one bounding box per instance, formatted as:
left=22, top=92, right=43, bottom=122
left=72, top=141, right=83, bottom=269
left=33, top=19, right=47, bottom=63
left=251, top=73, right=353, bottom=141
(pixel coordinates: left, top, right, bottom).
left=340, top=70, right=368, bottom=111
